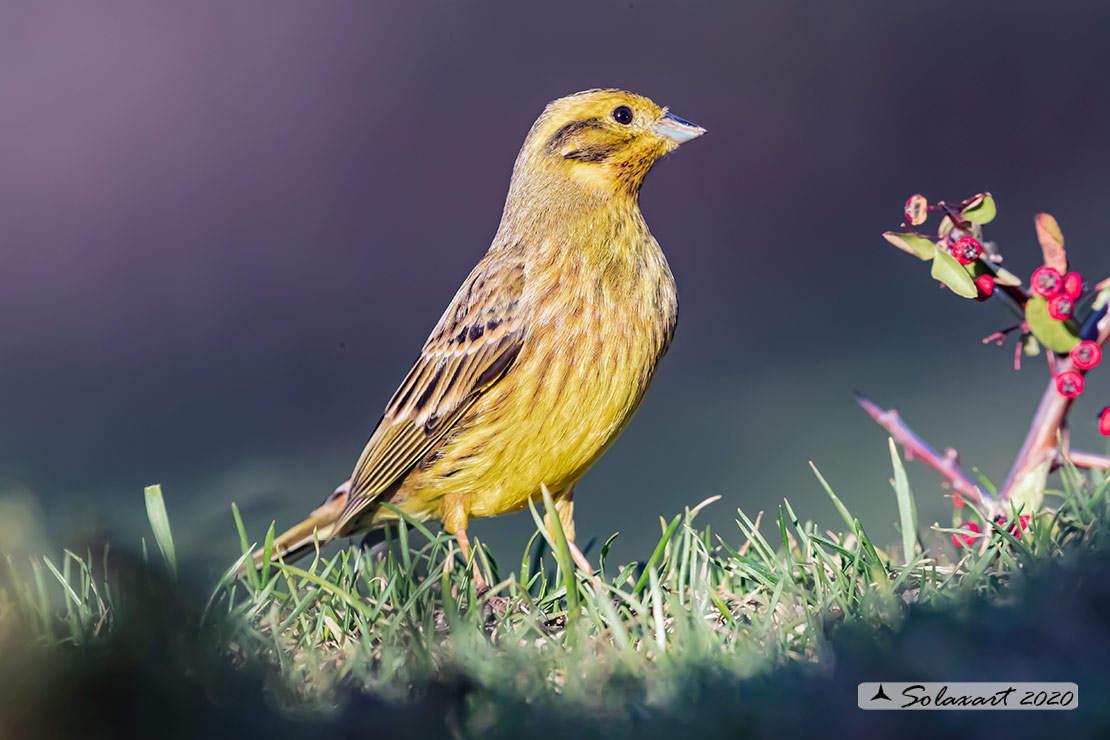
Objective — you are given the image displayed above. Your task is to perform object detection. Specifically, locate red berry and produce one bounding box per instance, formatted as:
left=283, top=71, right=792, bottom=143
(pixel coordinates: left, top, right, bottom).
left=1070, top=341, right=1102, bottom=370
left=1047, top=294, right=1074, bottom=320
left=1031, top=266, right=1063, bottom=298
left=975, top=274, right=995, bottom=299
left=1100, top=407, right=1110, bottom=436
left=951, top=521, right=981, bottom=548
left=1063, top=272, right=1083, bottom=299
left=952, top=236, right=981, bottom=264
left=1008, top=515, right=1032, bottom=540
left=1056, top=370, right=1084, bottom=398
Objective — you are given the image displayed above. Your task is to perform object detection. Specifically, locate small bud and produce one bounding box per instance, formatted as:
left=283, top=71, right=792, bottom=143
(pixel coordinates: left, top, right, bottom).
left=1099, top=407, right=1110, bottom=436
left=904, top=194, right=928, bottom=226
left=974, top=274, right=995, bottom=300
left=951, top=521, right=981, bottom=548
left=1047, top=294, right=1074, bottom=321
left=1070, top=340, right=1102, bottom=370
left=1031, top=266, right=1063, bottom=298
left=1056, top=370, right=1084, bottom=398
left=1063, top=271, right=1083, bottom=299
left=951, top=236, right=981, bottom=264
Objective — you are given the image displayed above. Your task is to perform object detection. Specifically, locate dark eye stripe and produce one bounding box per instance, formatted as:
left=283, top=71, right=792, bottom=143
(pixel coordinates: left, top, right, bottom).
left=544, top=118, right=605, bottom=155
left=562, top=145, right=616, bottom=163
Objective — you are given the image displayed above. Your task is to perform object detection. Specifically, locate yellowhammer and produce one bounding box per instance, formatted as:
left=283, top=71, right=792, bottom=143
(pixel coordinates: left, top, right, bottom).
left=258, top=89, right=704, bottom=587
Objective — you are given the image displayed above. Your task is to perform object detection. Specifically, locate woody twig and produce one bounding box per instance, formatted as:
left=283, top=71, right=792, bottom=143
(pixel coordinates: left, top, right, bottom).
left=854, top=392, right=992, bottom=509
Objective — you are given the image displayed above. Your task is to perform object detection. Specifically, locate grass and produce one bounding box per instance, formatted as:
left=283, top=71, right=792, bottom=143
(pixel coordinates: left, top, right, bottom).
left=2, top=442, right=1110, bottom=737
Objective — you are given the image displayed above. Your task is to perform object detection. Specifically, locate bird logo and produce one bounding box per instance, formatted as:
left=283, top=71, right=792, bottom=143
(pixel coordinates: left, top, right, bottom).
left=870, top=685, right=892, bottom=702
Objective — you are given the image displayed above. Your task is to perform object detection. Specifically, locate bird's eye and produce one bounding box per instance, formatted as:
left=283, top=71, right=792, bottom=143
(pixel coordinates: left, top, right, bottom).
left=611, top=105, right=634, bottom=125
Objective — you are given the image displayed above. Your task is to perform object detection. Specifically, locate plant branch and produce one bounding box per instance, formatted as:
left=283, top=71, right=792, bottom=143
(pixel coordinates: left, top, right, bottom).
left=854, top=391, right=993, bottom=508
left=1000, top=304, right=1110, bottom=499
left=1065, top=449, right=1110, bottom=470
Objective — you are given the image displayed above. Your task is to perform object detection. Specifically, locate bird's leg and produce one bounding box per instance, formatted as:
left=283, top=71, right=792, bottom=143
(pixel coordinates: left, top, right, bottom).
left=454, top=527, right=488, bottom=593
left=444, top=494, right=487, bottom=592
left=546, top=490, right=596, bottom=575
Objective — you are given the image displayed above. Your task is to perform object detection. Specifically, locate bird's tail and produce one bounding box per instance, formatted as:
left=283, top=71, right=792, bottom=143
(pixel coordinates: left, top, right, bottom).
left=246, top=479, right=352, bottom=573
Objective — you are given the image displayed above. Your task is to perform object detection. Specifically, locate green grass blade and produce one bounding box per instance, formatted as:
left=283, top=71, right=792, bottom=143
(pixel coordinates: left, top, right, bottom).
left=230, top=503, right=260, bottom=591
left=810, top=461, right=856, bottom=532
left=538, top=485, right=579, bottom=617
left=143, top=484, right=177, bottom=577
left=888, top=437, right=918, bottom=565
left=202, top=548, right=256, bottom=622
left=259, top=521, right=276, bottom=586
left=633, top=514, right=682, bottom=595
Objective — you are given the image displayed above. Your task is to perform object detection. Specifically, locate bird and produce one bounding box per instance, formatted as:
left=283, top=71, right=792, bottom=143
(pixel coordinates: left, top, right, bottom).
left=256, top=89, right=704, bottom=588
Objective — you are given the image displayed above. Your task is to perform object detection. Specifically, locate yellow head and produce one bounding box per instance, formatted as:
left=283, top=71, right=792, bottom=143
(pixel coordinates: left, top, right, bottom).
left=511, top=89, right=705, bottom=199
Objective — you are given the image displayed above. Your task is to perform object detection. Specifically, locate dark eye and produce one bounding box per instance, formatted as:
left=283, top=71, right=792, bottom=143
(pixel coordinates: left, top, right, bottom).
left=611, top=105, right=634, bottom=125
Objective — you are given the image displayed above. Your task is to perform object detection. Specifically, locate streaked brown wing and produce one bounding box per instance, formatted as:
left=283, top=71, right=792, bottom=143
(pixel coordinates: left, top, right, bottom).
left=337, top=258, right=526, bottom=531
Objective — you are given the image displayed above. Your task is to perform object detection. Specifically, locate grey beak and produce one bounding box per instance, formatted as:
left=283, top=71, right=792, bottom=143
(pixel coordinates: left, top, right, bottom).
left=653, top=111, right=706, bottom=143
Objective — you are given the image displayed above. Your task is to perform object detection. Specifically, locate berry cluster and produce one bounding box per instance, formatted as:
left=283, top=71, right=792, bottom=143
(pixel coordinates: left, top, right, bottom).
left=947, top=236, right=996, bottom=300
left=1027, top=266, right=1104, bottom=400
left=1054, top=339, right=1100, bottom=399
left=1031, top=266, right=1081, bottom=320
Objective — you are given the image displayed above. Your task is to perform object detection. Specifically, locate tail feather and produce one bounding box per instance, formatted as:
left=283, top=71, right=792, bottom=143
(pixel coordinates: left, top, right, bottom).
left=245, top=479, right=351, bottom=573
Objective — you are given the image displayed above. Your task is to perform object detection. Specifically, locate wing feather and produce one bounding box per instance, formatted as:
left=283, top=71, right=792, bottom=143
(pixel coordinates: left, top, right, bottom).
left=337, top=258, right=526, bottom=532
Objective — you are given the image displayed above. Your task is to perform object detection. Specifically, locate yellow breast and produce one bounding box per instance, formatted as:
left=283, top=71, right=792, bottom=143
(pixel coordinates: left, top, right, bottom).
left=389, top=229, right=677, bottom=524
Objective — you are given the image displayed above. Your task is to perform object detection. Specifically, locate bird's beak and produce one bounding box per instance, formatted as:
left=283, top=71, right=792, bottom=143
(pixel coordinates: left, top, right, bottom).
left=653, top=110, right=706, bottom=144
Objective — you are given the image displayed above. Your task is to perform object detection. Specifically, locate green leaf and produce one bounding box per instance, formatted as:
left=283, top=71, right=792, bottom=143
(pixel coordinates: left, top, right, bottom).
left=937, top=215, right=954, bottom=237
left=1025, top=296, right=1080, bottom=353
left=888, top=438, right=918, bottom=566
left=931, top=248, right=978, bottom=298
left=994, top=267, right=1023, bottom=287
left=143, top=484, right=177, bottom=577
left=964, top=258, right=992, bottom=281
left=961, top=192, right=996, bottom=224
left=883, top=232, right=936, bottom=260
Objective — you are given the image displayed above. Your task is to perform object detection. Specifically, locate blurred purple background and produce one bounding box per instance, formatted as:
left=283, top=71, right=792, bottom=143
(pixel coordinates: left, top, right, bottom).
left=3, top=0, right=1110, bottom=568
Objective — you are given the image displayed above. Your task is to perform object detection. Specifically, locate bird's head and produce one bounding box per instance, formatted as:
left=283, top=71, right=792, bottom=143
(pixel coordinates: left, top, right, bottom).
left=512, top=89, right=705, bottom=200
